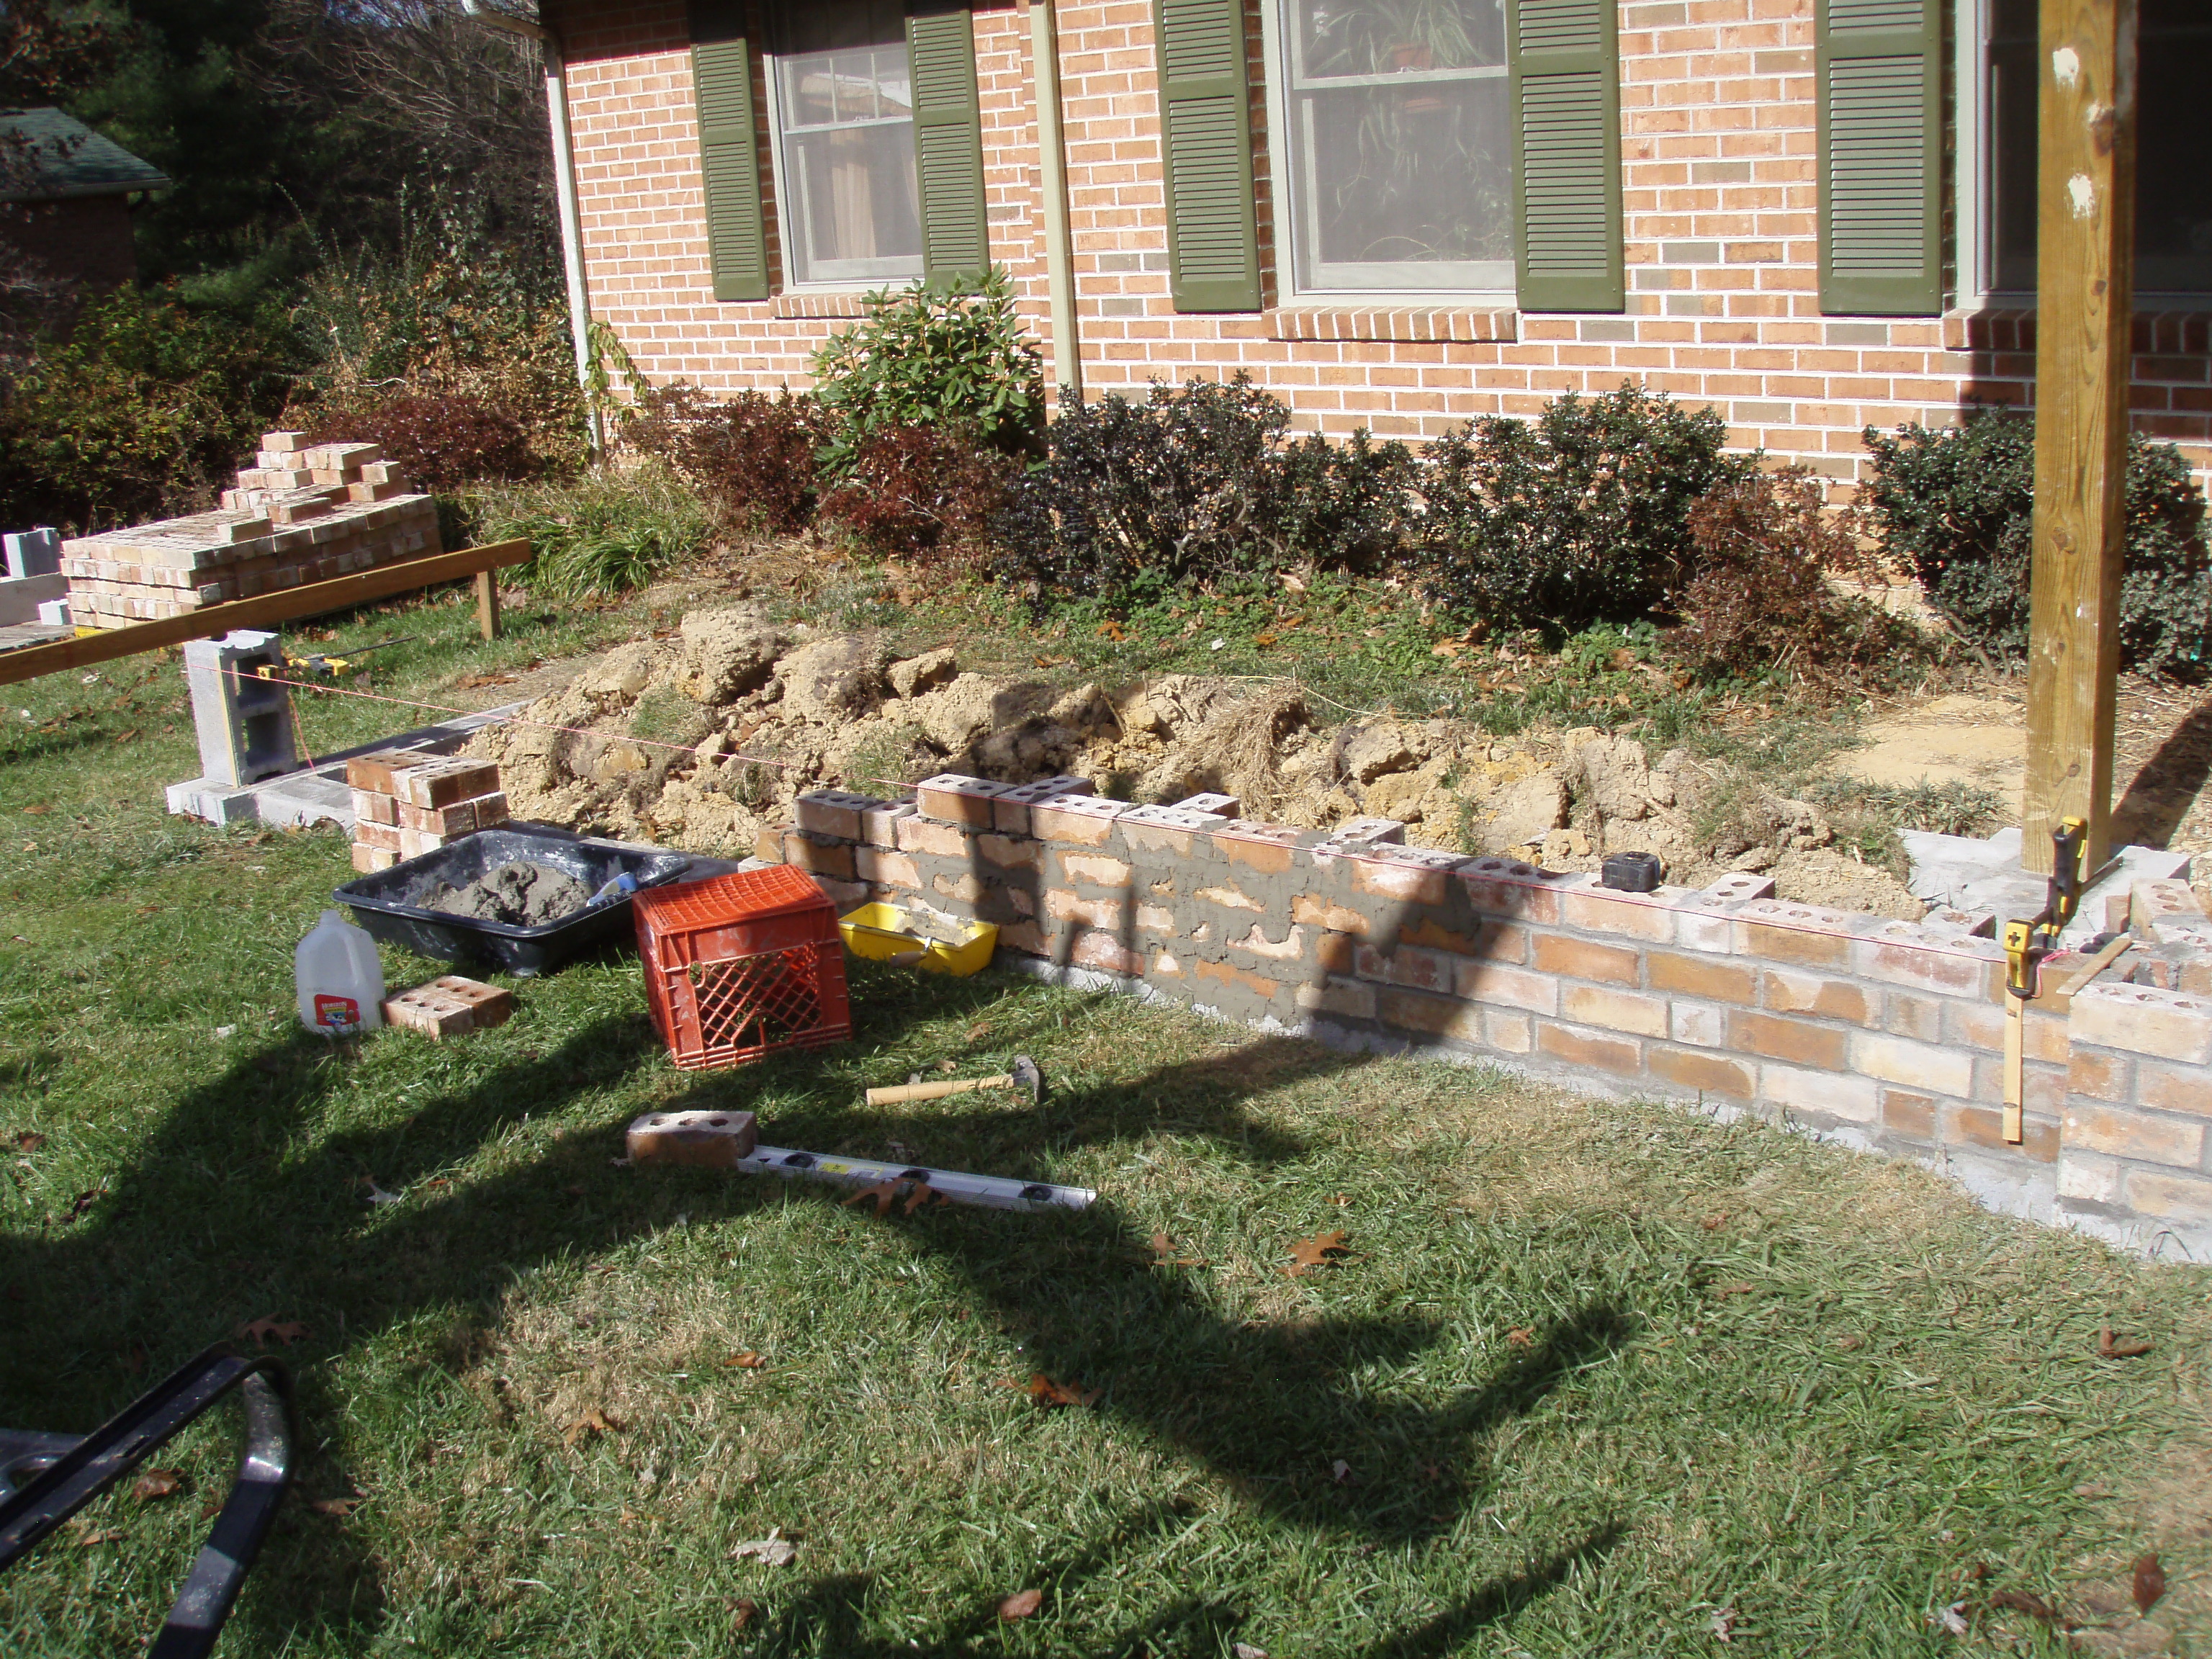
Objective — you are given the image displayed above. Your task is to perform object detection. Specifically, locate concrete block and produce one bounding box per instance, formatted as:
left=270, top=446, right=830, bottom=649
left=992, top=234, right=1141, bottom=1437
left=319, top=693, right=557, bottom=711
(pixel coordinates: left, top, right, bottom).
left=183, top=629, right=295, bottom=788
left=4, top=526, right=60, bottom=579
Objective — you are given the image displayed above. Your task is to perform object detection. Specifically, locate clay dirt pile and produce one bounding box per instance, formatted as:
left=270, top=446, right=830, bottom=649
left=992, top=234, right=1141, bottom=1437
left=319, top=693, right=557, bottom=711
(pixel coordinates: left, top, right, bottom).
left=464, top=606, right=1922, bottom=917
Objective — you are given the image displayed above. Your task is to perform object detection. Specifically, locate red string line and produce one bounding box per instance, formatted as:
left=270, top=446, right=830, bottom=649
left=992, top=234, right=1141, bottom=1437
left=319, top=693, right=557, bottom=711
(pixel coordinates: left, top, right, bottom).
left=216, top=665, right=920, bottom=796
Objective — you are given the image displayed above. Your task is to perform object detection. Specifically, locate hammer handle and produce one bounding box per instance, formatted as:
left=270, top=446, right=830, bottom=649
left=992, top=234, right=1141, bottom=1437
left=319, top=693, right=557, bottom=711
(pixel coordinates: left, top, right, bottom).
left=866, top=1074, right=1012, bottom=1106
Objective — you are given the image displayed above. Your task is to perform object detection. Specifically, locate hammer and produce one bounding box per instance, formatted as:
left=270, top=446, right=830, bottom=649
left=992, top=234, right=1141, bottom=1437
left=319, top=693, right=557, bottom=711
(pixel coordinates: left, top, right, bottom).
left=866, top=1056, right=1043, bottom=1107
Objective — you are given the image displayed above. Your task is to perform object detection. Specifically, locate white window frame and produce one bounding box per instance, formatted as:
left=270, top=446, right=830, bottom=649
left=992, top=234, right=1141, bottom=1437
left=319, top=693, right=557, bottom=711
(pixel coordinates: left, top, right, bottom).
left=1959, top=0, right=2212, bottom=307
left=760, top=6, right=926, bottom=292
left=1256, top=0, right=1518, bottom=307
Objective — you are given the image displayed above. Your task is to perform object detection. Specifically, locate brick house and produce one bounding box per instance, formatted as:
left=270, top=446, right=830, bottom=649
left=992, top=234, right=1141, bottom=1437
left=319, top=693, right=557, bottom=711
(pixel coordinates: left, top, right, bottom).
left=0, top=108, right=167, bottom=302
left=544, top=0, right=2212, bottom=487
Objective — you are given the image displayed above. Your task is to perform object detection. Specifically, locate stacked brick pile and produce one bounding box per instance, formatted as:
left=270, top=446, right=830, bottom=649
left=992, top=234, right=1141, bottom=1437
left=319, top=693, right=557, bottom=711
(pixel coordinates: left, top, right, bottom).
left=61, top=429, right=439, bottom=630
left=346, top=752, right=508, bottom=873
left=754, top=772, right=2212, bottom=1256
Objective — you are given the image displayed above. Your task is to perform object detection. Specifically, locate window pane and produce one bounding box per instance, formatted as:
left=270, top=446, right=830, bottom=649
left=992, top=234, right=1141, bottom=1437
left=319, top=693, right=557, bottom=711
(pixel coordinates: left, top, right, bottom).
left=770, top=0, right=923, bottom=287
left=1984, top=0, right=2212, bottom=295
left=1282, top=0, right=1513, bottom=292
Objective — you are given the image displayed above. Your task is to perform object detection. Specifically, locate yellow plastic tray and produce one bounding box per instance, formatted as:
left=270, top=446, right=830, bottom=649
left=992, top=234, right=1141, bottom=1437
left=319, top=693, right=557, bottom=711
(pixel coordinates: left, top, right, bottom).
left=838, top=902, right=999, bottom=977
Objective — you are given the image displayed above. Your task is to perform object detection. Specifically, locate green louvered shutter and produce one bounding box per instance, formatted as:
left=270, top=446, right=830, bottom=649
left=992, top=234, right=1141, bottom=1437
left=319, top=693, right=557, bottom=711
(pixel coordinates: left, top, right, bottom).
left=689, top=0, right=768, bottom=302
left=1510, top=0, right=1623, bottom=312
left=1816, top=0, right=1941, bottom=315
left=1154, top=0, right=1260, bottom=312
left=907, top=4, right=990, bottom=289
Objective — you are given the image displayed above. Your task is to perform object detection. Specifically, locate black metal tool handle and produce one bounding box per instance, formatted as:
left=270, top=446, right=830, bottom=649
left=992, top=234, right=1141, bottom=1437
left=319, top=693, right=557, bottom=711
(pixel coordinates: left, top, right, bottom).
left=0, top=1345, right=295, bottom=1659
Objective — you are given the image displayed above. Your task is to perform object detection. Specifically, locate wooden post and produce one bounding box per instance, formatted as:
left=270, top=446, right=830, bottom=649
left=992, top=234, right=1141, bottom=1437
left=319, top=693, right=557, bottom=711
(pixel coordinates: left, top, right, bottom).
left=2023, top=0, right=2136, bottom=876
left=475, top=569, right=501, bottom=642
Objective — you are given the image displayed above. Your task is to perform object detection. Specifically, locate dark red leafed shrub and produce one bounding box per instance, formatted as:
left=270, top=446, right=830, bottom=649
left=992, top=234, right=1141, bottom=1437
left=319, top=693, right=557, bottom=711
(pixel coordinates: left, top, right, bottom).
left=305, top=392, right=536, bottom=493
left=817, top=423, right=1016, bottom=564
left=626, top=383, right=827, bottom=534
left=1673, top=466, right=1917, bottom=683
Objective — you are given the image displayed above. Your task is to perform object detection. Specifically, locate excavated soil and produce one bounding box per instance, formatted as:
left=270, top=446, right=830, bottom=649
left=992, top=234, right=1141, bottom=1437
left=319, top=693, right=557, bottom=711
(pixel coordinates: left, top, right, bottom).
left=464, top=604, right=1928, bottom=916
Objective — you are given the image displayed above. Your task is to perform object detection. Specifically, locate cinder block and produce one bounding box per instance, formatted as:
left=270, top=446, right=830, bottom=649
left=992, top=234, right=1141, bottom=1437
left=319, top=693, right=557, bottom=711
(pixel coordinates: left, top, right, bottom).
left=183, top=629, right=296, bottom=788
left=1173, top=791, right=1240, bottom=817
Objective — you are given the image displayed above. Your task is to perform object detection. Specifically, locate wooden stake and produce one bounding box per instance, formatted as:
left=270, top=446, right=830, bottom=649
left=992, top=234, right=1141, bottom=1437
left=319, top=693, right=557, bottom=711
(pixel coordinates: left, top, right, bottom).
left=2023, top=0, right=2137, bottom=875
left=475, top=569, right=501, bottom=642
left=2003, top=995, right=2026, bottom=1146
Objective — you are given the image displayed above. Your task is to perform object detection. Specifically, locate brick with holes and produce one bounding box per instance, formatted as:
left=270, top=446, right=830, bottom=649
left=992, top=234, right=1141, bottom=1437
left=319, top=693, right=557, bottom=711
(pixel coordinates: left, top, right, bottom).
left=381, top=975, right=515, bottom=1038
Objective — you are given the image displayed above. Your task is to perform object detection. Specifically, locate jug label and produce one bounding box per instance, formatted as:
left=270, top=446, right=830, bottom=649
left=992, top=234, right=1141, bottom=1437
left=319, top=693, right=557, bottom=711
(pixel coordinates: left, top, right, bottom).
left=313, top=993, right=361, bottom=1031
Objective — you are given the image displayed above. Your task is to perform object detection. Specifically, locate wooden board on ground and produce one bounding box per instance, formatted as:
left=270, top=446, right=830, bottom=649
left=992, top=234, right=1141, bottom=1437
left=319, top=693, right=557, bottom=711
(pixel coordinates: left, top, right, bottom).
left=0, top=540, right=532, bottom=688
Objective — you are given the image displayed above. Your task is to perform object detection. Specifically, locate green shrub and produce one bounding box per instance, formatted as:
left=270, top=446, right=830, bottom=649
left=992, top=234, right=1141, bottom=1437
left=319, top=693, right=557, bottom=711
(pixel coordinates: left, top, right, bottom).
left=995, top=375, right=1416, bottom=598
left=1416, top=385, right=1753, bottom=638
left=809, top=266, right=1043, bottom=473
left=469, top=464, right=713, bottom=601
left=1858, top=408, right=2212, bottom=678
left=0, top=284, right=295, bottom=532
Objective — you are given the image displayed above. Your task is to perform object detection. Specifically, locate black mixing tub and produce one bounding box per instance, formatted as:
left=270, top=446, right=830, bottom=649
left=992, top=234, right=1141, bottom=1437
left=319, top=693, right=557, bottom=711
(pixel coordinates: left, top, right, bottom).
left=335, top=824, right=693, bottom=976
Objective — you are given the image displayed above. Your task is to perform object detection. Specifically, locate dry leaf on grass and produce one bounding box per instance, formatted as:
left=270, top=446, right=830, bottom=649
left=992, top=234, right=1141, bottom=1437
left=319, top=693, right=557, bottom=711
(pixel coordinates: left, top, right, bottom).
left=1148, top=1231, right=1204, bottom=1267
left=723, top=1351, right=766, bottom=1370
left=997, top=1588, right=1043, bottom=1622
left=112, top=729, right=139, bottom=744
left=2134, top=1553, right=2167, bottom=1614
left=1233, top=1645, right=1270, bottom=1659
left=19, top=804, right=49, bottom=816
left=70, top=1524, right=124, bottom=1547
left=1701, top=1213, right=1728, bottom=1231
left=562, top=1408, right=623, bottom=1448
left=12, top=1130, right=43, bottom=1151
left=1506, top=1327, right=1534, bottom=1349
left=1708, top=1606, right=1736, bottom=1642
left=132, top=1469, right=184, bottom=1502
left=310, top=1498, right=357, bottom=1517
left=1012, top=1373, right=1097, bottom=1408
left=2098, top=1325, right=2153, bottom=1359
left=1284, top=1230, right=1350, bottom=1277
left=1714, top=1282, right=1757, bottom=1297
left=1987, top=1588, right=2059, bottom=1625
left=1330, top=1459, right=1354, bottom=1485
left=235, top=1316, right=309, bottom=1348
left=731, top=1527, right=798, bottom=1566
left=1835, top=1335, right=1864, bottom=1352
left=729, top=1598, right=758, bottom=1632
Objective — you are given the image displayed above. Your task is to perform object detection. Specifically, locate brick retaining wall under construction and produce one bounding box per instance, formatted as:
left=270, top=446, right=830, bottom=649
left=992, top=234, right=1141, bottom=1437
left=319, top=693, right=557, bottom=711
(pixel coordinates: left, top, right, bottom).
left=752, top=778, right=2212, bottom=1261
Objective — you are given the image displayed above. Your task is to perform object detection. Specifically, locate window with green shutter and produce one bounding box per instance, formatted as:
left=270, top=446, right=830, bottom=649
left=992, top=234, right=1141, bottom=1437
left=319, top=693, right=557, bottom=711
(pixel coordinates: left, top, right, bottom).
left=690, top=0, right=769, bottom=303
left=1154, top=0, right=1262, bottom=313
left=907, top=4, right=990, bottom=289
left=1509, top=0, right=1622, bottom=313
left=1816, top=0, right=1941, bottom=315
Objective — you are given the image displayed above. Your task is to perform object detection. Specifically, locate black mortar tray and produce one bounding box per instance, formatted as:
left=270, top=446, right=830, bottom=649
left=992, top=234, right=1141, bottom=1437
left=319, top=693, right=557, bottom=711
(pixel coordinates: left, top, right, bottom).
left=335, top=824, right=692, bottom=976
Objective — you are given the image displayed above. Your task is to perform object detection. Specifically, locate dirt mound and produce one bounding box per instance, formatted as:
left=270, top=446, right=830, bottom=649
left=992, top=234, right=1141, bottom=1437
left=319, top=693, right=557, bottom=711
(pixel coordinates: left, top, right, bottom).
left=464, top=606, right=1923, bottom=915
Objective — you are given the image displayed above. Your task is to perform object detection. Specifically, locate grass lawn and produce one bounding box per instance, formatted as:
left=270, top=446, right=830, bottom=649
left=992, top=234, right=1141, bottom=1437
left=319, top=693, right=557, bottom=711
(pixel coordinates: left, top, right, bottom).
left=3, top=584, right=2208, bottom=1657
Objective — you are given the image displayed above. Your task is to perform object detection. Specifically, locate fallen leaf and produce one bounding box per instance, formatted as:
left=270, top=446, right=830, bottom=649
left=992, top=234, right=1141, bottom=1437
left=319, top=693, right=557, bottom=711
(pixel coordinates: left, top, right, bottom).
left=112, top=729, right=139, bottom=744
left=998, top=1588, right=1043, bottom=1622
left=1280, top=572, right=1307, bottom=593
left=1835, top=1334, right=1864, bottom=1352
left=133, top=1468, right=184, bottom=1502
left=71, top=1524, right=124, bottom=1547
left=1094, top=620, right=1126, bottom=640
left=1020, top=1373, right=1097, bottom=1408
left=723, top=1352, right=765, bottom=1370
left=362, top=1180, right=403, bottom=1206
left=1331, top=1459, right=1354, bottom=1485
left=731, top=1527, right=798, bottom=1566
left=1506, top=1327, right=1534, bottom=1349
left=1988, top=1588, right=2059, bottom=1625
left=2098, top=1325, right=2152, bottom=1359
left=1701, top=1213, right=1728, bottom=1231
left=20, top=804, right=49, bottom=815
left=1254, top=632, right=1277, bottom=647
left=1148, top=1231, right=1204, bottom=1267
left=1233, top=1645, right=1271, bottom=1659
left=1709, top=1605, right=1735, bottom=1642
left=841, top=1180, right=900, bottom=1218
left=1929, top=1600, right=1970, bottom=1636
left=2134, top=1552, right=2167, bottom=1614
left=1611, top=647, right=1639, bottom=670
left=310, top=1498, right=357, bottom=1517
left=235, top=1316, right=309, bottom=1348
left=1284, top=1230, right=1351, bottom=1277
left=729, top=1597, right=758, bottom=1632
left=134, top=904, right=162, bottom=916
left=1715, top=1282, right=1757, bottom=1297
left=1429, top=640, right=1464, bottom=658
left=562, top=1408, right=623, bottom=1448
left=13, top=1131, right=43, bottom=1151
left=65, top=1189, right=98, bottom=1220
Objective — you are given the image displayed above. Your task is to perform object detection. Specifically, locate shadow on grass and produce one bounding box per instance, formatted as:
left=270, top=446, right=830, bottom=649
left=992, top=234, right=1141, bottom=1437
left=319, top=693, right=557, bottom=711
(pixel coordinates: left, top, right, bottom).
left=1, top=950, right=1637, bottom=1647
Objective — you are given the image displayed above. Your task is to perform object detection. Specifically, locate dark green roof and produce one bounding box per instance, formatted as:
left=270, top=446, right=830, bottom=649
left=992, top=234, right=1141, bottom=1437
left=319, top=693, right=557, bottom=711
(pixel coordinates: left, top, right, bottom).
left=0, top=108, right=168, bottom=202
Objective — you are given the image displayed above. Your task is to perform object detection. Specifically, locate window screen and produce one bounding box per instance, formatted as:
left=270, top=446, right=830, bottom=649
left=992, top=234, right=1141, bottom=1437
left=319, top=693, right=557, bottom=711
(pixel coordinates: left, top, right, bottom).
left=1277, top=0, right=1514, bottom=292
left=770, top=0, right=924, bottom=287
left=1985, top=0, right=2212, bottom=296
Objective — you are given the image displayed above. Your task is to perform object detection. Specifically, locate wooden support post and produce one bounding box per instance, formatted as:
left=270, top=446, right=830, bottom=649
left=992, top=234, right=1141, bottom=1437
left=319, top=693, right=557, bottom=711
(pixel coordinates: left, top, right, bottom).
left=475, top=569, right=501, bottom=642
left=2023, top=0, right=2136, bottom=875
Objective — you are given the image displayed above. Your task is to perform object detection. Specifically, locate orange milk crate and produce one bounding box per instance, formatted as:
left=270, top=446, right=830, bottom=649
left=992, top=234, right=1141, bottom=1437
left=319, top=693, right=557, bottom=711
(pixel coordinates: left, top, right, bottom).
left=632, top=866, right=852, bottom=1070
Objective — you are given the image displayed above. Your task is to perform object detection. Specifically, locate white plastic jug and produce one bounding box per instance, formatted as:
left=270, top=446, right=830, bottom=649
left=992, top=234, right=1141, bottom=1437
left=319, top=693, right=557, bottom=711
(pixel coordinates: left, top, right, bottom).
left=295, top=909, right=385, bottom=1035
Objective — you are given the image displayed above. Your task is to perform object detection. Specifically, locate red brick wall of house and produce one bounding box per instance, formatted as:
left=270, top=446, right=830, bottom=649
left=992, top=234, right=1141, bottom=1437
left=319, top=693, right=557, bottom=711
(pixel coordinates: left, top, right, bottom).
left=549, top=0, right=2212, bottom=489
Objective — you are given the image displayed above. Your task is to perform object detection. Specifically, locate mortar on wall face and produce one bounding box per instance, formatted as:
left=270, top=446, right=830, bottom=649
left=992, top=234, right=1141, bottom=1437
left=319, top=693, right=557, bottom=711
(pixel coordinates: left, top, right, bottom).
left=760, top=787, right=2212, bottom=1262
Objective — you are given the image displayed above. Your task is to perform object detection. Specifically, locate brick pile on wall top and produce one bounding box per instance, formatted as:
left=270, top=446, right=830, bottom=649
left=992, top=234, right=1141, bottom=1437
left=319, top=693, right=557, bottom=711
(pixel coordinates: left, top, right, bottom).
left=752, top=775, right=2212, bottom=1256
left=62, top=428, right=439, bottom=629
